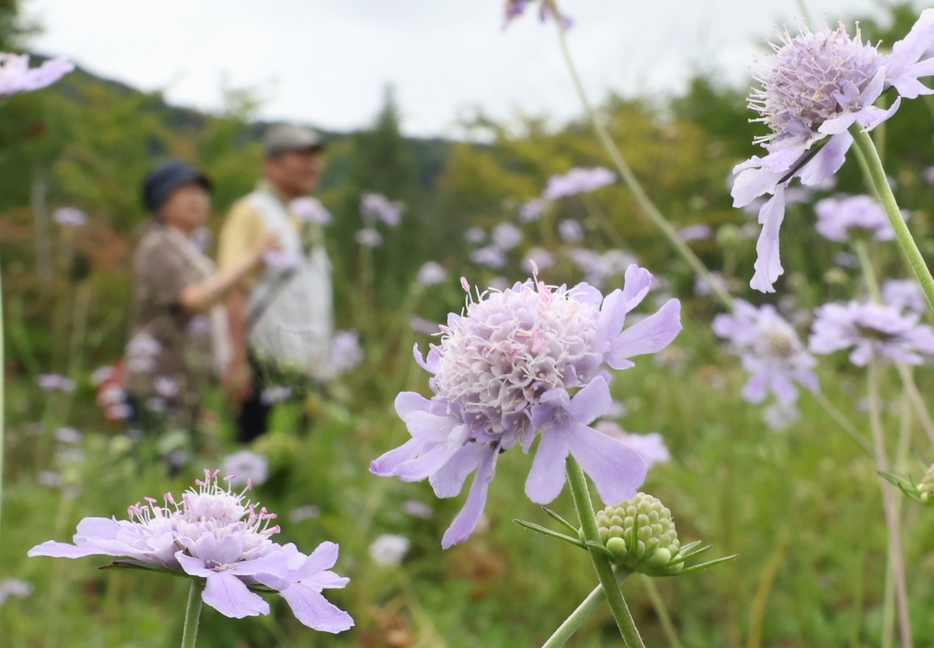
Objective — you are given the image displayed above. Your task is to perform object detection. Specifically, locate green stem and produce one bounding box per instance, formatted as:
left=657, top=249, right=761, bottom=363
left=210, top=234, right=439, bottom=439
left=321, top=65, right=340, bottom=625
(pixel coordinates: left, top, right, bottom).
left=565, top=456, right=645, bottom=648
left=809, top=391, right=873, bottom=456
left=853, top=241, right=880, bottom=302
left=551, top=11, right=732, bottom=309
left=542, top=571, right=630, bottom=648
left=0, top=260, right=5, bottom=551
left=641, top=576, right=683, bottom=648
left=181, top=579, right=205, bottom=648
left=850, top=126, right=934, bottom=314
left=867, top=355, right=913, bottom=648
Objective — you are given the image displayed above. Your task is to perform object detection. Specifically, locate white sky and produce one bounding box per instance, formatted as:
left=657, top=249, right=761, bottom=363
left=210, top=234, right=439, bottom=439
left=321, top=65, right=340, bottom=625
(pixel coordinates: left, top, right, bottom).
left=22, top=0, right=919, bottom=137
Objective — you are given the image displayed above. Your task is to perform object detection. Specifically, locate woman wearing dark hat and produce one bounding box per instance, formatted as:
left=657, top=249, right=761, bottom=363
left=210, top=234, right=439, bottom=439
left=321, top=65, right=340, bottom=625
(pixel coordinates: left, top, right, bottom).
left=122, top=160, right=277, bottom=435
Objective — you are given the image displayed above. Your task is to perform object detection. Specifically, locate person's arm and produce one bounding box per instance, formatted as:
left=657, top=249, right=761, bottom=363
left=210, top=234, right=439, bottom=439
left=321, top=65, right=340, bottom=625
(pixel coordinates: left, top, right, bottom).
left=177, top=235, right=276, bottom=313
left=221, top=286, right=253, bottom=403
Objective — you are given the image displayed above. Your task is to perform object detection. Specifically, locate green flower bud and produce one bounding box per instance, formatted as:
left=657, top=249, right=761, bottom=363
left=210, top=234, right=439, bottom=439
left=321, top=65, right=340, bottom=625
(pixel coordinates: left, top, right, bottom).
left=595, top=493, right=684, bottom=576
left=917, top=463, right=934, bottom=503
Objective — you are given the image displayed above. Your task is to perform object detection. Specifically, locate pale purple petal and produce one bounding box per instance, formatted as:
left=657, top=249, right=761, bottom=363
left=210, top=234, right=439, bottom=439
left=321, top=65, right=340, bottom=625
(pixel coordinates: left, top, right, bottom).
left=202, top=572, right=269, bottom=619
left=429, top=443, right=489, bottom=498
left=27, top=541, right=107, bottom=559
left=750, top=188, right=787, bottom=293
left=798, top=132, right=852, bottom=187
left=441, top=449, right=497, bottom=549
left=524, top=429, right=571, bottom=504
left=566, top=376, right=612, bottom=426
left=279, top=584, right=354, bottom=633
left=567, top=425, right=646, bottom=506
left=608, top=299, right=682, bottom=367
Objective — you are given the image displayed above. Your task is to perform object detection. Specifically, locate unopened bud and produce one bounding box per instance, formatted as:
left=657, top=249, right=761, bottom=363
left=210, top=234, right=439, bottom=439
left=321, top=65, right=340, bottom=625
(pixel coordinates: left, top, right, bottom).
left=595, top=492, right=683, bottom=576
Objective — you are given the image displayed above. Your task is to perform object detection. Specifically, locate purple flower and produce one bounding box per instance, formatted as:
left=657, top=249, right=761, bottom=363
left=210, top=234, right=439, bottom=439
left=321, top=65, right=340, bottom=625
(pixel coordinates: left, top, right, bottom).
left=355, top=228, right=383, bottom=247
left=221, top=451, right=269, bottom=487
left=186, top=315, right=213, bottom=337
left=37, top=373, right=75, bottom=392
left=370, top=266, right=682, bottom=547
left=360, top=193, right=404, bottom=227
left=401, top=499, right=434, bottom=519
left=543, top=167, right=616, bottom=200
left=814, top=194, right=903, bottom=242
left=409, top=316, right=440, bottom=335
left=519, top=198, right=549, bottom=223
left=54, top=427, right=83, bottom=444
left=594, top=422, right=671, bottom=470
left=732, top=11, right=934, bottom=292
left=0, top=54, right=74, bottom=97
left=694, top=271, right=729, bottom=298
left=28, top=470, right=353, bottom=633
left=470, top=245, right=506, bottom=269
left=521, top=247, right=555, bottom=273
left=53, top=207, right=87, bottom=227
left=290, top=197, right=332, bottom=225
left=369, top=534, right=410, bottom=566
left=882, top=279, right=926, bottom=314
left=90, top=365, right=116, bottom=386
left=677, top=224, right=711, bottom=242
left=570, top=248, right=638, bottom=288
left=924, top=166, right=934, bottom=187
left=417, top=261, right=447, bottom=287
left=126, top=332, right=162, bottom=358
left=492, top=222, right=523, bottom=251
left=153, top=376, right=179, bottom=399
left=260, top=385, right=292, bottom=405
left=0, top=579, right=33, bottom=606
left=263, top=250, right=304, bottom=271
left=809, top=300, right=934, bottom=365
left=558, top=219, right=584, bottom=243
left=464, top=226, right=486, bottom=244
left=713, top=299, right=819, bottom=404
left=503, top=0, right=573, bottom=30
left=331, top=330, right=364, bottom=373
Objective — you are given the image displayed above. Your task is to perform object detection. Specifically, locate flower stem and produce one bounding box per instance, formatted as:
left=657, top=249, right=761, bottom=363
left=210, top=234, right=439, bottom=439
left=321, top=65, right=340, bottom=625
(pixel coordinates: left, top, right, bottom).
left=867, top=355, right=913, bottom=648
left=809, top=391, right=873, bottom=456
left=0, top=260, right=5, bottom=551
left=541, top=570, right=630, bottom=648
left=565, top=456, right=645, bottom=648
left=640, top=576, right=683, bottom=648
left=181, top=579, right=205, bottom=648
left=551, top=10, right=732, bottom=310
left=850, top=126, right=934, bottom=314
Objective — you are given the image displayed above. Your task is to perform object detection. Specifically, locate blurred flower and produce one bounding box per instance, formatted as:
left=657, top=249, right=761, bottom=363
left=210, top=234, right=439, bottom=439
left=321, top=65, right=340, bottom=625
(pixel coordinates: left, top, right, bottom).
left=54, top=427, right=83, bottom=444
left=595, top=422, right=671, bottom=470
left=37, top=374, right=75, bottom=392
left=330, top=330, right=364, bottom=373
left=90, top=365, right=115, bottom=386
left=97, top=384, right=126, bottom=406
left=263, top=250, right=304, bottom=271
left=521, top=247, right=554, bottom=274
left=189, top=226, right=212, bottom=252
left=416, top=261, right=446, bottom=287
left=408, top=316, right=440, bottom=335
left=288, top=505, right=322, bottom=524
left=882, top=279, right=926, bottom=314
left=713, top=300, right=819, bottom=404
left=558, top=219, right=584, bottom=243
left=38, top=471, right=64, bottom=488
left=56, top=447, right=85, bottom=465
left=0, top=579, right=33, bottom=606
left=28, top=470, right=354, bottom=633
left=543, top=167, right=615, bottom=201
left=570, top=248, right=638, bottom=288
left=371, top=266, right=681, bottom=547
left=53, top=207, right=87, bottom=227
left=732, top=11, right=934, bottom=292
left=221, top=450, right=269, bottom=487
left=677, top=224, right=711, bottom=242
left=260, top=386, right=292, bottom=405
left=815, top=195, right=903, bottom=242
left=369, top=534, right=410, bottom=567
left=153, top=376, right=179, bottom=399
left=361, top=193, right=404, bottom=227
left=355, top=228, right=383, bottom=247
left=810, top=300, right=934, bottom=365
left=186, top=315, right=212, bottom=337
left=401, top=500, right=433, bottom=519
left=0, top=53, right=74, bottom=97
left=290, top=196, right=332, bottom=225
left=463, top=226, right=486, bottom=244
left=126, top=332, right=162, bottom=358
left=106, top=403, right=132, bottom=420
left=145, top=397, right=167, bottom=413
left=833, top=251, right=860, bottom=269
left=519, top=198, right=549, bottom=223
left=924, top=166, right=934, bottom=187
left=470, top=245, right=506, bottom=269
left=492, top=222, right=523, bottom=251
left=764, top=402, right=800, bottom=430
left=694, top=271, right=729, bottom=298
left=503, top=0, right=573, bottom=29
left=605, top=399, right=627, bottom=419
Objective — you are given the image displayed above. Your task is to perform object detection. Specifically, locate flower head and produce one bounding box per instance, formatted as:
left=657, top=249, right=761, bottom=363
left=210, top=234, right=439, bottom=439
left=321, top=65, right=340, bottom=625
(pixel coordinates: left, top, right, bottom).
left=331, top=330, right=365, bottom=373
left=37, top=373, right=75, bottom=392
left=519, top=198, right=549, bottom=223
left=677, top=224, right=711, bottom=242
left=558, top=219, right=584, bottom=243
left=713, top=299, right=819, bottom=404
left=368, top=534, right=410, bottom=566
left=355, top=228, right=383, bottom=247
left=595, top=422, right=671, bottom=470
left=809, top=300, right=934, bottom=365
left=882, top=279, right=926, bottom=314
left=470, top=245, right=506, bottom=269
left=595, top=493, right=683, bottom=575
left=360, top=192, right=404, bottom=227
left=815, top=194, right=903, bottom=242
left=221, top=451, right=270, bottom=487
left=732, top=11, right=934, bottom=292
left=503, top=0, right=573, bottom=30
left=290, top=197, right=331, bottom=225
left=0, top=579, right=33, bottom=606
left=371, top=266, right=681, bottom=547
left=0, top=54, right=73, bottom=97
left=492, top=222, right=523, bottom=251
left=417, top=261, right=447, bottom=287
left=53, top=207, right=87, bottom=227
left=543, top=167, right=615, bottom=200
left=28, top=470, right=353, bottom=633
left=522, top=247, right=555, bottom=274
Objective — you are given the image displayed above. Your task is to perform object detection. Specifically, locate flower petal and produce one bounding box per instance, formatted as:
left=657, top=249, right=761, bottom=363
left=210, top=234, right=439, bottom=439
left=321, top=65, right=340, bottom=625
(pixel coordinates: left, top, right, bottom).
left=750, top=188, right=787, bottom=293
left=567, top=425, right=646, bottom=506
left=441, top=448, right=497, bottom=548
left=279, top=583, right=354, bottom=633
left=607, top=299, right=682, bottom=367
left=567, top=376, right=612, bottom=426
left=429, top=442, right=489, bottom=498
left=27, top=541, right=108, bottom=559
left=525, top=428, right=571, bottom=504
left=798, top=132, right=852, bottom=187
left=202, top=572, right=269, bottom=619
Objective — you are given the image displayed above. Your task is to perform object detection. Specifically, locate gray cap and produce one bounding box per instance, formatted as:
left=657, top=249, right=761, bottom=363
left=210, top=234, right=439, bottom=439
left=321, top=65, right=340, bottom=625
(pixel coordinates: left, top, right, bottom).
left=263, top=123, right=325, bottom=156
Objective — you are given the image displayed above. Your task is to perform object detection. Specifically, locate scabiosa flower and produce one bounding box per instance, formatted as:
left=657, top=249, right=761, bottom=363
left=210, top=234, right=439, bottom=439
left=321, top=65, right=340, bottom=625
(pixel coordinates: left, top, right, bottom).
left=595, top=422, right=671, bottom=470
left=464, top=226, right=486, bottom=244
left=371, top=266, right=682, bottom=548
left=543, top=167, right=616, bottom=200
left=53, top=207, right=87, bottom=227
left=503, top=0, right=573, bottom=30
left=713, top=299, right=819, bottom=404
left=153, top=376, right=179, bottom=399
left=558, top=219, right=584, bottom=243
left=54, top=427, right=83, bottom=444
left=28, top=470, right=353, bottom=633
left=519, top=198, right=549, bottom=223
left=732, top=11, right=934, bottom=292
left=260, top=385, right=292, bottom=405
left=355, top=228, right=383, bottom=247
left=470, top=245, right=507, bottom=269
left=0, top=579, right=33, bottom=606
left=360, top=192, right=404, bottom=227
left=331, top=330, right=364, bottom=373
left=37, top=373, right=75, bottom=392
left=368, top=534, right=410, bottom=566
left=809, top=300, right=934, bottom=365
left=882, top=279, right=925, bottom=314
left=814, top=194, right=904, bottom=242
left=763, top=402, right=801, bottom=430
left=290, top=196, right=332, bottom=225
left=401, top=499, right=434, bottom=519
left=521, top=247, right=555, bottom=274
left=221, top=451, right=270, bottom=487
left=924, top=166, right=934, bottom=187
left=677, top=223, right=711, bottom=242
left=0, top=54, right=74, bottom=97
left=409, top=316, right=440, bottom=335
left=263, top=250, right=304, bottom=271
left=570, top=249, right=639, bottom=289
left=417, top=261, right=447, bottom=287
left=492, top=222, right=523, bottom=251
left=694, top=271, right=730, bottom=298
left=186, top=314, right=212, bottom=337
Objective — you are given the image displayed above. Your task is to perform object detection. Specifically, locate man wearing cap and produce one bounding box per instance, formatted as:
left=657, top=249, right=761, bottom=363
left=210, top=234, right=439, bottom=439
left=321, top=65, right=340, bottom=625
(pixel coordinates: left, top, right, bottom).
left=218, top=123, right=332, bottom=443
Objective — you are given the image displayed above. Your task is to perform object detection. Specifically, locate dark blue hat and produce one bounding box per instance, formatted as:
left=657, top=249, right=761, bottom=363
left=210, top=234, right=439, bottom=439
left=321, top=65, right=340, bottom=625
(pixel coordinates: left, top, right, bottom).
left=142, top=160, right=212, bottom=213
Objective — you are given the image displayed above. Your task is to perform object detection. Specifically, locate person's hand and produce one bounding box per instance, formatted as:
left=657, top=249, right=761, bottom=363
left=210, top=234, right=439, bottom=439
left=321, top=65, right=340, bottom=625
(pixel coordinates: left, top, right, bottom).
left=221, top=356, right=253, bottom=405
left=249, top=234, right=283, bottom=267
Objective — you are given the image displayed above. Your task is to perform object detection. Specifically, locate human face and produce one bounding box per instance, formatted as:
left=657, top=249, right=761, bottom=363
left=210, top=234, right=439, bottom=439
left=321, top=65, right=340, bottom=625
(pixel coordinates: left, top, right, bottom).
left=264, top=149, right=324, bottom=200
left=160, top=183, right=210, bottom=234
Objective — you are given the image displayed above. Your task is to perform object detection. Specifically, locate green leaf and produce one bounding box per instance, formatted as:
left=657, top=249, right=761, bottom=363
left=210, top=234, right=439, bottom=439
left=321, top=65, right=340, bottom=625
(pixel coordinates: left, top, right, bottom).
left=541, top=507, right=580, bottom=535
left=514, top=519, right=586, bottom=549
left=672, top=554, right=740, bottom=576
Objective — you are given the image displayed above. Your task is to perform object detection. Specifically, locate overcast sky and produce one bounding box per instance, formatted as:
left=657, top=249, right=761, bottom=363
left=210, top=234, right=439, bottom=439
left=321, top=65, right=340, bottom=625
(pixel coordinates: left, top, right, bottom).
left=23, top=0, right=921, bottom=137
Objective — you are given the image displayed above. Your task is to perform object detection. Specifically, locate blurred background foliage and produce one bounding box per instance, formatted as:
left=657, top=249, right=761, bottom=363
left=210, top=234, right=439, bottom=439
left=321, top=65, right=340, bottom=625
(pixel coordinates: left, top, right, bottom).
left=4, top=2, right=934, bottom=647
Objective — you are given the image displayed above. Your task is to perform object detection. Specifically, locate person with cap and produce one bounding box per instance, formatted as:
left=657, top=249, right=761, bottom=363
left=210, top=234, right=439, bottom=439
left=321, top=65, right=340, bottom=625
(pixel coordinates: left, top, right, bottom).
left=217, top=123, right=332, bottom=444
left=122, top=159, right=277, bottom=433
